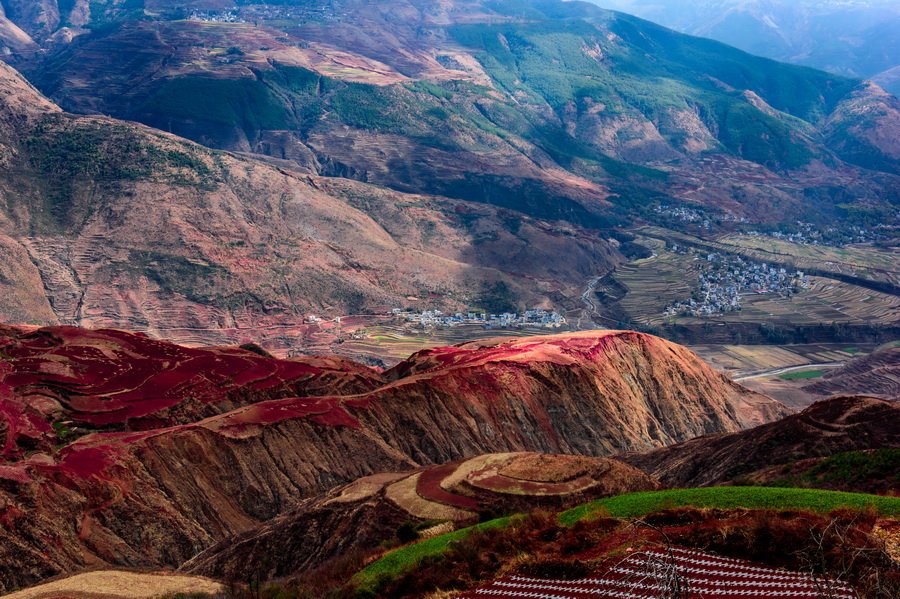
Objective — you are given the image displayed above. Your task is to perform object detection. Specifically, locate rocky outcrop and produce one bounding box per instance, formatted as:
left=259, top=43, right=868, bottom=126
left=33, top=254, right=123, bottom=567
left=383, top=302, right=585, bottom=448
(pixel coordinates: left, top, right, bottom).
left=0, top=326, right=786, bottom=592
left=622, top=396, right=899, bottom=487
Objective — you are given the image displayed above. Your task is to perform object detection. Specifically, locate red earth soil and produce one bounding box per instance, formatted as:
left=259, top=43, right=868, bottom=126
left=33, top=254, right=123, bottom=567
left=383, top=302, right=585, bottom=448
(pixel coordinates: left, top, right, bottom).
left=0, top=326, right=784, bottom=592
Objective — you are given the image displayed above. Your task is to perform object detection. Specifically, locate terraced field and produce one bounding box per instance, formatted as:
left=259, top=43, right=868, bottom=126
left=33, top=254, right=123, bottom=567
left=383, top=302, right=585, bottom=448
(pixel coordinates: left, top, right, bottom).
left=599, top=233, right=900, bottom=331
left=729, top=276, right=900, bottom=325
left=691, top=343, right=869, bottom=377
left=722, top=234, right=900, bottom=279
left=183, top=452, right=659, bottom=582
left=609, top=238, right=700, bottom=325
left=335, top=323, right=572, bottom=366
left=381, top=453, right=659, bottom=523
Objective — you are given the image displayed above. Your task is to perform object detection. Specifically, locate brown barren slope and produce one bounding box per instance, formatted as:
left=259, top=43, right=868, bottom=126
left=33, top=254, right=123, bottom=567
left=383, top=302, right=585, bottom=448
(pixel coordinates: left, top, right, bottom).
left=622, top=396, right=899, bottom=487
left=803, top=346, right=900, bottom=400
left=0, top=60, right=623, bottom=353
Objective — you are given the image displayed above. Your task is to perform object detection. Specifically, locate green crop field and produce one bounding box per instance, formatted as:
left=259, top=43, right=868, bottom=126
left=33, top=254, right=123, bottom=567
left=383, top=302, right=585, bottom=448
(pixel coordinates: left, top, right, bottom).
left=558, top=487, right=900, bottom=525
left=778, top=369, right=827, bottom=380
left=353, top=517, right=511, bottom=594
left=770, top=449, right=900, bottom=492
left=354, top=487, right=900, bottom=593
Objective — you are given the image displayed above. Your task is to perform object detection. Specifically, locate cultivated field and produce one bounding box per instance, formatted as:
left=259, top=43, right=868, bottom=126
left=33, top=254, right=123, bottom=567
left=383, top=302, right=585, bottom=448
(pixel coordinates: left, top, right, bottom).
left=641, top=227, right=900, bottom=288
left=600, top=232, right=900, bottom=330
left=609, top=237, right=700, bottom=325
left=691, top=343, right=880, bottom=408
left=356, top=487, right=900, bottom=594
left=691, top=343, right=872, bottom=377
left=721, top=234, right=900, bottom=281
left=334, top=323, right=573, bottom=365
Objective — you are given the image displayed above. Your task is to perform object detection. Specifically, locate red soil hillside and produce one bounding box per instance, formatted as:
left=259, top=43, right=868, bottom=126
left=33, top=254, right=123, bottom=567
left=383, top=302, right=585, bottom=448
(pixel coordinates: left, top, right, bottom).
left=622, top=396, right=900, bottom=487
left=0, top=326, right=785, bottom=592
left=183, top=452, right=660, bottom=583
left=0, top=324, right=385, bottom=458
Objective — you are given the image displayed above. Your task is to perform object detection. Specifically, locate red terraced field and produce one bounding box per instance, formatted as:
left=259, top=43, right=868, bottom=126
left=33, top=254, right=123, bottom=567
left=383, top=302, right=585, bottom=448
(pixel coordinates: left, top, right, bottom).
left=0, top=324, right=778, bottom=593
left=459, top=546, right=858, bottom=598
left=0, top=325, right=385, bottom=456
left=416, top=461, right=481, bottom=510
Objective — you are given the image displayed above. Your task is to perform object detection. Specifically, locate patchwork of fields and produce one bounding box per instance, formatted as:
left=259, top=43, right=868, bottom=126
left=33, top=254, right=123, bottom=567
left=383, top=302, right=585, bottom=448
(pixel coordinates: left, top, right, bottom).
left=597, top=232, right=899, bottom=332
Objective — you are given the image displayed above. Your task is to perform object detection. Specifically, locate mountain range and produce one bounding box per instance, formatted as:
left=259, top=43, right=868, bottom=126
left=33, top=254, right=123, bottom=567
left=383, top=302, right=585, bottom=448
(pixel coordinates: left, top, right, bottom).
left=0, top=2, right=897, bottom=598
left=0, top=1, right=897, bottom=346
left=595, top=0, right=900, bottom=97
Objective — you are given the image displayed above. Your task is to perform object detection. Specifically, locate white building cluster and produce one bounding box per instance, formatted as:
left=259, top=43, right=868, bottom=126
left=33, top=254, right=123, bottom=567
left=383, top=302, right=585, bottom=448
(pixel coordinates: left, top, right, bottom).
left=666, top=252, right=808, bottom=317
left=396, top=308, right=566, bottom=329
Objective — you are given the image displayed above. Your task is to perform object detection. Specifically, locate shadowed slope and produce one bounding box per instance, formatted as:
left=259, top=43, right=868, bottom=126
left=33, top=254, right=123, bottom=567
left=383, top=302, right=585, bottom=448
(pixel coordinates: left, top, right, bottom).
left=622, top=396, right=899, bottom=487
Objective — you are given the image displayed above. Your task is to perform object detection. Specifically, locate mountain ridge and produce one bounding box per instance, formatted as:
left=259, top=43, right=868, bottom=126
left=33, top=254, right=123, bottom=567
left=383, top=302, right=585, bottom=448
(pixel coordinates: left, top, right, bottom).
left=0, top=58, right=626, bottom=347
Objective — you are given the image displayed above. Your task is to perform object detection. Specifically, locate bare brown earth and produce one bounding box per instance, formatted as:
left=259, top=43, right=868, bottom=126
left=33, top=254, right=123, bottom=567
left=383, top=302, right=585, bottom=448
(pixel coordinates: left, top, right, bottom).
left=803, top=346, right=900, bottom=400
left=182, top=452, right=659, bottom=583
left=622, top=396, right=899, bottom=487
left=0, top=326, right=785, bottom=592
left=0, top=60, right=622, bottom=353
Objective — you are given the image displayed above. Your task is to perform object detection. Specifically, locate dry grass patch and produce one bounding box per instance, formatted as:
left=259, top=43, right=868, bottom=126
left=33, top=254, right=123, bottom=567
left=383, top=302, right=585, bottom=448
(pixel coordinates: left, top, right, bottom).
left=4, top=571, right=223, bottom=599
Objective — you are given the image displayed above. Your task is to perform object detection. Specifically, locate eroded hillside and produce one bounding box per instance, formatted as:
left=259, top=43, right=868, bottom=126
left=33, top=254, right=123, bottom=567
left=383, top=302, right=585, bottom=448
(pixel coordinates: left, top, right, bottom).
left=0, top=326, right=786, bottom=592
left=0, top=60, right=624, bottom=347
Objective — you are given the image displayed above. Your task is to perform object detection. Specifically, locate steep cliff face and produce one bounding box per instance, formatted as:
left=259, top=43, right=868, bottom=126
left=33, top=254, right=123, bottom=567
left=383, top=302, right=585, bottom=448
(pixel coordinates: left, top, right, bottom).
left=0, top=326, right=787, bottom=592
left=183, top=452, right=660, bottom=583
left=622, top=396, right=900, bottom=487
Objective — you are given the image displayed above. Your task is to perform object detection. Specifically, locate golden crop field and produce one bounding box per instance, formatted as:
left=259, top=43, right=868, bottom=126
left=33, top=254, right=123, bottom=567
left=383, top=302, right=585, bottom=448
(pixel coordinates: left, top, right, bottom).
left=721, top=234, right=899, bottom=275
left=335, top=323, right=566, bottom=365
left=610, top=238, right=701, bottom=325
left=691, top=343, right=874, bottom=376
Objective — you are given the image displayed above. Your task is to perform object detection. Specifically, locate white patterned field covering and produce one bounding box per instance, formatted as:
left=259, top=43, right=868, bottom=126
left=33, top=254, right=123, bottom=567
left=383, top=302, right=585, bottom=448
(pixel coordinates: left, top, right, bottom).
left=457, top=546, right=857, bottom=598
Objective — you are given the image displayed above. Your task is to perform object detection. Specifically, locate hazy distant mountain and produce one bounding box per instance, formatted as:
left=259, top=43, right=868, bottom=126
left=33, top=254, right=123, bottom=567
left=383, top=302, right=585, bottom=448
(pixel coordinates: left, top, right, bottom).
left=596, top=0, right=900, bottom=96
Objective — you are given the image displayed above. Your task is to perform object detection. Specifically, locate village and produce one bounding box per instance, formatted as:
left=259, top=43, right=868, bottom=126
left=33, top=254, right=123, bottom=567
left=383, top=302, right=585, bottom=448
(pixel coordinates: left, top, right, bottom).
left=187, top=5, right=339, bottom=25
left=654, top=204, right=749, bottom=231
left=665, top=250, right=809, bottom=317
left=395, top=308, right=567, bottom=329
left=748, top=221, right=887, bottom=246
